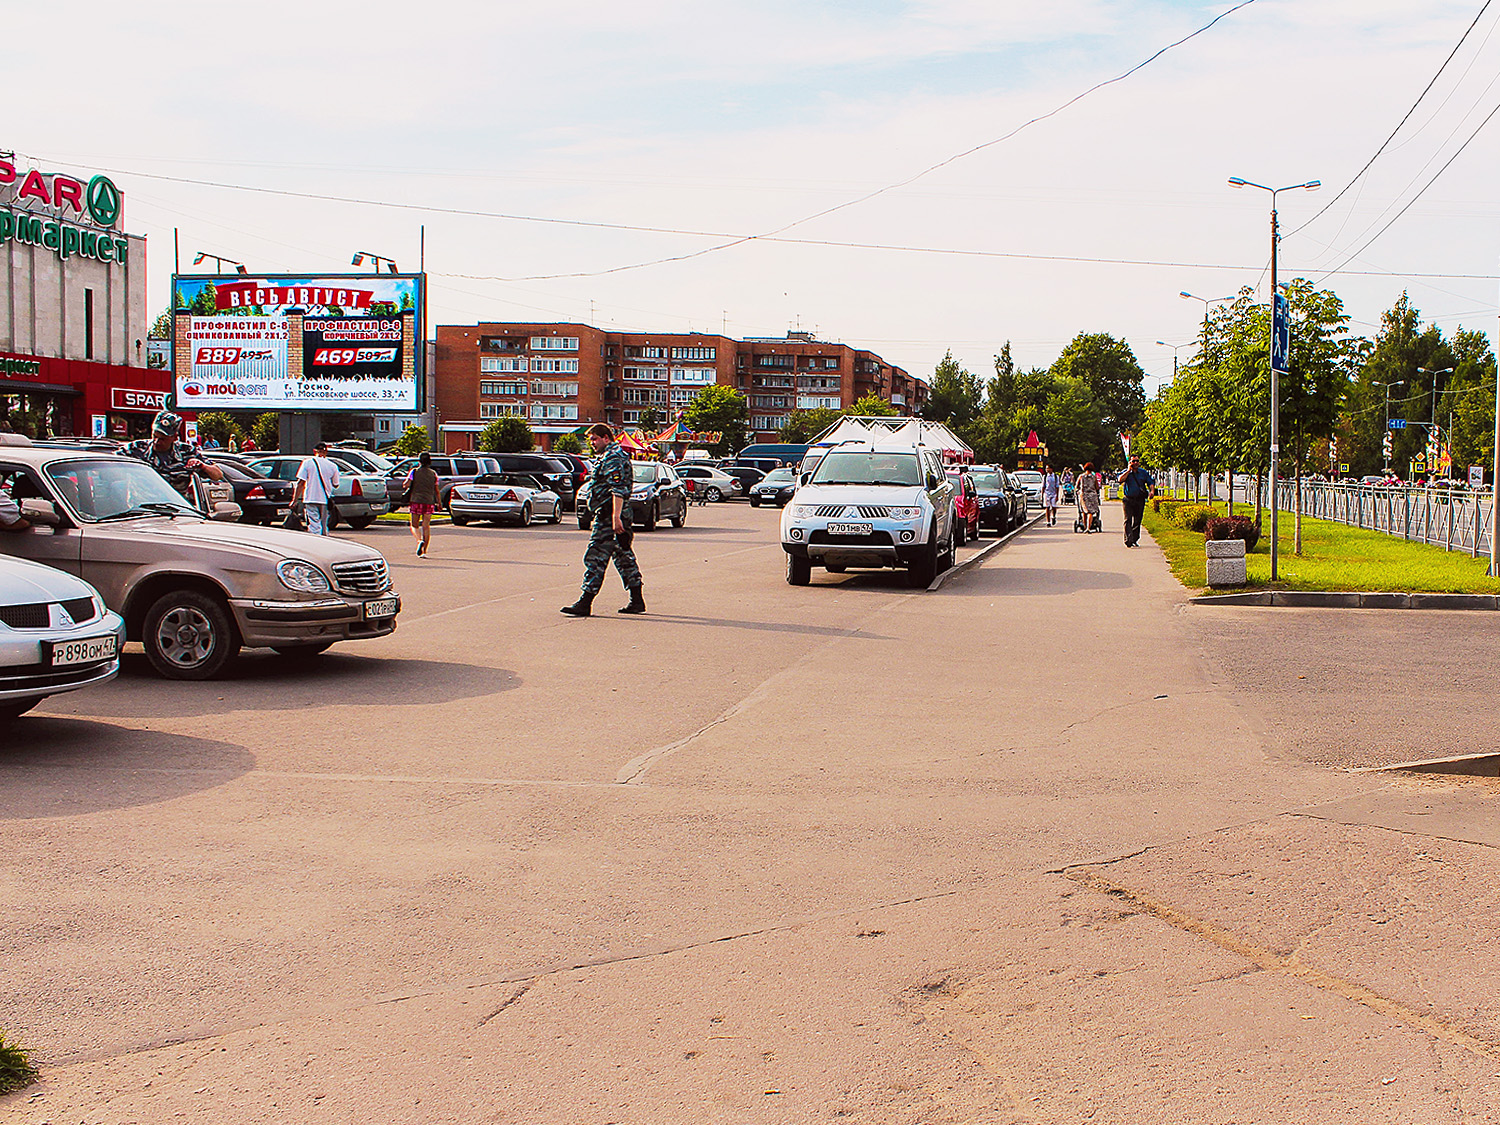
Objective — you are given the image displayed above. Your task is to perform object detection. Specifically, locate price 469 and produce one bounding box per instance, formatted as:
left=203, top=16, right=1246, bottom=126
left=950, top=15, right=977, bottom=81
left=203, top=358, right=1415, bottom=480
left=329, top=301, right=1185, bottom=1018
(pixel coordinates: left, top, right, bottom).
left=313, top=348, right=397, bottom=366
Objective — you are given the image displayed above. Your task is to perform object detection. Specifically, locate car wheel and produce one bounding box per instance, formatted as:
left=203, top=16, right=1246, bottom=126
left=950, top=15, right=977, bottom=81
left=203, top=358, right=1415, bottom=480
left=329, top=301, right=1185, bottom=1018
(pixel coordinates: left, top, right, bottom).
left=786, top=552, right=811, bottom=586
left=669, top=500, right=686, bottom=528
left=143, top=589, right=240, bottom=680
left=642, top=502, right=658, bottom=531
left=955, top=519, right=966, bottom=547
left=0, top=698, right=39, bottom=720
left=518, top=502, right=532, bottom=527
left=348, top=516, right=375, bottom=530
left=548, top=504, right=562, bottom=524
left=941, top=528, right=956, bottom=571
left=326, top=508, right=341, bottom=530
left=704, top=486, right=722, bottom=502
left=272, top=642, right=334, bottom=659
left=907, top=527, right=939, bottom=587
left=749, top=497, right=760, bottom=508
left=578, top=515, right=591, bottom=531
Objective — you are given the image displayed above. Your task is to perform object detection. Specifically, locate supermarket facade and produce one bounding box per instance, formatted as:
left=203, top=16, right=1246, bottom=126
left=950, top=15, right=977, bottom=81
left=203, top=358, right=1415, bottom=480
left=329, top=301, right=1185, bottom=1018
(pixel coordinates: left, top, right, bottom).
left=0, top=154, right=168, bottom=440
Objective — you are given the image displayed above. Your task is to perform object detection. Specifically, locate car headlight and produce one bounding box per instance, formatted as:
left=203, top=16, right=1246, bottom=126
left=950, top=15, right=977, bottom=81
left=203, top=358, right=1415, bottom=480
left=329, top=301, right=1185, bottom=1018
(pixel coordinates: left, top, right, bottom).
left=277, top=559, right=332, bottom=593
left=790, top=504, right=818, bottom=519
left=888, top=507, right=922, bottom=520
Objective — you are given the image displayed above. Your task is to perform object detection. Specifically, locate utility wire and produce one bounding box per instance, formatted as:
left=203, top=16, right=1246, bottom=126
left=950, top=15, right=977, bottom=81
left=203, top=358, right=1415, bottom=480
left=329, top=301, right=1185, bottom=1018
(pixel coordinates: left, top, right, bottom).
left=1288, top=0, right=1494, bottom=238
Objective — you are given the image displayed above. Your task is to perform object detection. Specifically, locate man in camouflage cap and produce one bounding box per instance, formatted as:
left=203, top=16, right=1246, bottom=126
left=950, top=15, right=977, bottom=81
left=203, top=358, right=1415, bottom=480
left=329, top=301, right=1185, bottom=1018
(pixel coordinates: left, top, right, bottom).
left=124, top=410, right=223, bottom=500
left=561, top=423, right=645, bottom=616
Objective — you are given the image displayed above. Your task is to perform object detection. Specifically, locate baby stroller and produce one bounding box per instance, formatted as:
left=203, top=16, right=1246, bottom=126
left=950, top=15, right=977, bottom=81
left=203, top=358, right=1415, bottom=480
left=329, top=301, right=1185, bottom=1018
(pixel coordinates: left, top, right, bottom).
left=1073, top=488, right=1103, bottom=533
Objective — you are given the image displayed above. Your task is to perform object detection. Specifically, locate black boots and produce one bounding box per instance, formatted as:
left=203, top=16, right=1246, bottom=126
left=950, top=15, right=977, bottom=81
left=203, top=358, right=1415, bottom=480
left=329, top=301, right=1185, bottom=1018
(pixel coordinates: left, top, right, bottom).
left=560, top=591, right=596, bottom=617
left=618, top=586, right=646, bottom=614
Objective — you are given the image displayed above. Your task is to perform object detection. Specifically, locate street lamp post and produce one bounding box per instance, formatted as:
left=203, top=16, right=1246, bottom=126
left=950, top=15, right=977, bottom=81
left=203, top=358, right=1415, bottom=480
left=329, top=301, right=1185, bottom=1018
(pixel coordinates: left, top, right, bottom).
left=351, top=251, right=400, bottom=274
left=192, top=252, right=247, bottom=275
left=1178, top=290, right=1236, bottom=339
left=1228, top=176, right=1320, bottom=582
left=1372, top=380, right=1404, bottom=472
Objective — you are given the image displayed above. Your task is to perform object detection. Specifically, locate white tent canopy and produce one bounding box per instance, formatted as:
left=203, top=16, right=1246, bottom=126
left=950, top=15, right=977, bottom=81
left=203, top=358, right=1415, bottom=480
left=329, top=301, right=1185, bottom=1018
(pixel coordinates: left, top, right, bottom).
left=811, top=416, right=973, bottom=462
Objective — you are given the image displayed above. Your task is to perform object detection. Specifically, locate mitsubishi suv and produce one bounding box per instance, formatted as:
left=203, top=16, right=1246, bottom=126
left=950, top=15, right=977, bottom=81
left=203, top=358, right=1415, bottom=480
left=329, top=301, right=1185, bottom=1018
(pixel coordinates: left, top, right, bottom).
left=780, top=443, right=955, bottom=587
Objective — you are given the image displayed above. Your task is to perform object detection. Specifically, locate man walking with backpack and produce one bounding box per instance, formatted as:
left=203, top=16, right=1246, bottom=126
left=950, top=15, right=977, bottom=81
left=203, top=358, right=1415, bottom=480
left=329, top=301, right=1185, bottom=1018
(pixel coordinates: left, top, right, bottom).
left=1117, top=454, right=1155, bottom=548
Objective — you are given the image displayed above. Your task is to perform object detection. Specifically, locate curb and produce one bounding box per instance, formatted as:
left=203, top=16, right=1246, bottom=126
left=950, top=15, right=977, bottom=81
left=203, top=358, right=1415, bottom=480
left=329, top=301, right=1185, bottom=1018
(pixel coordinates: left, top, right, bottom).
left=929, top=513, right=1042, bottom=592
left=1190, top=590, right=1500, bottom=610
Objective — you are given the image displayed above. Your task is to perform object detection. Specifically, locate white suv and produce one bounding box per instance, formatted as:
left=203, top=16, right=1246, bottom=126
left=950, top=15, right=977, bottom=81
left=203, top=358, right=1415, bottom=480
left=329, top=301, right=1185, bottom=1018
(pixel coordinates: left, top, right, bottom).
left=780, top=444, right=955, bottom=588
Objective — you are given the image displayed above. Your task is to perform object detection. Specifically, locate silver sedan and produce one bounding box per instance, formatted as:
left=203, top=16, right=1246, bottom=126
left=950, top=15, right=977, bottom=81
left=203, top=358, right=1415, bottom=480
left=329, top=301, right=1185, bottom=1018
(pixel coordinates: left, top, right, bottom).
left=448, top=473, right=563, bottom=527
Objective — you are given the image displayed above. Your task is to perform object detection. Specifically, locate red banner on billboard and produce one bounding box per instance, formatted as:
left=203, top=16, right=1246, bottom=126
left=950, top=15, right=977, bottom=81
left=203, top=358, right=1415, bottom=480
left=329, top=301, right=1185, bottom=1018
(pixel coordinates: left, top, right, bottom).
left=212, top=282, right=376, bottom=312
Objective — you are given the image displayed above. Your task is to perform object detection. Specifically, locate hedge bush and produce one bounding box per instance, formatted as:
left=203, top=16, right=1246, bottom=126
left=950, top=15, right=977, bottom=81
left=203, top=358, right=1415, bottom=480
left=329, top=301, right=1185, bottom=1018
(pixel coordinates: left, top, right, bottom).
left=1172, top=504, right=1217, bottom=533
left=1205, top=515, right=1260, bottom=551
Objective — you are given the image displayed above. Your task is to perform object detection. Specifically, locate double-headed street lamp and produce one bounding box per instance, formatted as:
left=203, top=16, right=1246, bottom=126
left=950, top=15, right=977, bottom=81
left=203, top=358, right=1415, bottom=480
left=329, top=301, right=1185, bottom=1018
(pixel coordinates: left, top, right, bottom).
left=1179, top=290, right=1235, bottom=337
left=1155, top=340, right=1190, bottom=381
left=192, top=252, right=247, bottom=275
left=351, top=251, right=400, bottom=273
left=1228, top=176, right=1320, bottom=581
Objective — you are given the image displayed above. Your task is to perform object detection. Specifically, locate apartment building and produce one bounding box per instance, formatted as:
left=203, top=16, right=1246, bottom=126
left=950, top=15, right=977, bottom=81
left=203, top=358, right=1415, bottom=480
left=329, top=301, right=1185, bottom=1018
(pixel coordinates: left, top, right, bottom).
left=434, top=323, right=922, bottom=452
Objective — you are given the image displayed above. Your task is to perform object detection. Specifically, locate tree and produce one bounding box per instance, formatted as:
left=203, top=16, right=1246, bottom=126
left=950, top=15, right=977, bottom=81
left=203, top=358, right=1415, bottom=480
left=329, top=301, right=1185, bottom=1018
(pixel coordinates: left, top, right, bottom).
left=923, top=352, right=982, bottom=428
left=194, top=411, right=240, bottom=447
left=779, top=407, right=841, bottom=444
left=393, top=425, right=429, bottom=456
left=683, top=384, right=748, bottom=455
left=846, top=393, right=897, bottom=417
left=639, top=407, right=663, bottom=432
left=553, top=432, right=584, bottom=455
left=149, top=308, right=173, bottom=339
left=478, top=416, right=534, bottom=453
left=1040, top=376, right=1103, bottom=469
left=1049, top=333, right=1147, bottom=445
left=251, top=413, right=279, bottom=450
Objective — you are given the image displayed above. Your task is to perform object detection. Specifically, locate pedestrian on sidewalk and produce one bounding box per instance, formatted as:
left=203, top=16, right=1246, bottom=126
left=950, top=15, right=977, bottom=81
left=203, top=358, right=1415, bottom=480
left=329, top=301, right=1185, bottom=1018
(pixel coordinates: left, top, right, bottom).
left=1077, top=462, right=1102, bottom=533
left=561, top=423, right=646, bottom=617
left=1117, top=454, right=1156, bottom=548
left=292, top=442, right=339, bottom=536
left=406, top=451, right=440, bottom=557
left=1041, top=467, right=1061, bottom=527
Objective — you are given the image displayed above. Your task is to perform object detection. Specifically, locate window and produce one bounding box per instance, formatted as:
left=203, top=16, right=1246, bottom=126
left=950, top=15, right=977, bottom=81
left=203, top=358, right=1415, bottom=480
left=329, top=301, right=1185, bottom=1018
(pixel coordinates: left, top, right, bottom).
left=530, top=403, right=578, bottom=420
left=670, top=386, right=699, bottom=404
left=531, top=336, right=578, bottom=351
left=530, top=358, right=579, bottom=374
left=752, top=395, right=789, bottom=409
left=481, top=380, right=528, bottom=397
left=481, top=403, right=527, bottom=418
left=755, top=415, right=790, bottom=431
left=622, top=410, right=642, bottom=423
left=378, top=419, right=391, bottom=432
left=671, top=346, right=716, bottom=360
left=756, top=354, right=793, bottom=368
left=672, top=367, right=716, bottom=385
left=623, top=387, right=667, bottom=405
left=480, top=356, right=528, bottom=373
left=798, top=395, right=842, bottom=410
left=531, top=381, right=579, bottom=397
left=625, top=345, right=665, bottom=359
left=622, top=366, right=666, bottom=381
left=824, top=358, right=839, bottom=370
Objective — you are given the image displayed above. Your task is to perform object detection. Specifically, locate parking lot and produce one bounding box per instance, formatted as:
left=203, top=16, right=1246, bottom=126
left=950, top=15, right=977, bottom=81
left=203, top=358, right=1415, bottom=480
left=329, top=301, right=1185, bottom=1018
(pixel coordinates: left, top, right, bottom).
left=6, top=501, right=1500, bottom=1124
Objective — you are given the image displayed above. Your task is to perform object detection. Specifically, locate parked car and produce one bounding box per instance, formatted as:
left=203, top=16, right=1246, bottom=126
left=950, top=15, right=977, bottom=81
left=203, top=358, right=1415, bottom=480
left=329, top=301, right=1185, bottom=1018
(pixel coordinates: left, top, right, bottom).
left=202, top=455, right=296, bottom=525
left=384, top=454, right=501, bottom=510
left=549, top=452, right=591, bottom=502
left=486, top=453, right=579, bottom=511
left=245, top=455, right=390, bottom=529
left=0, top=436, right=400, bottom=679
left=1012, top=470, right=1044, bottom=507
left=448, top=473, right=563, bottom=526
left=577, top=461, right=688, bottom=531
left=673, top=463, right=740, bottom=501
left=324, top=445, right=397, bottom=476
left=749, top=467, right=798, bottom=508
left=947, top=470, right=981, bottom=544
left=719, top=464, right=766, bottom=497
left=0, top=553, right=125, bottom=720
left=1004, top=470, right=1030, bottom=523
left=967, top=467, right=1013, bottom=536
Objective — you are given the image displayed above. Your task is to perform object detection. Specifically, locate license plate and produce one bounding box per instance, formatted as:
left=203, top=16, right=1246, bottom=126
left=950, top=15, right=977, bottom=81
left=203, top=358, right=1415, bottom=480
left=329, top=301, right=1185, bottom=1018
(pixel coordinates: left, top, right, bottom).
left=468, top=492, right=496, bottom=501
left=364, top=597, right=398, bottom=619
left=48, top=634, right=118, bottom=667
left=827, top=521, right=873, bottom=536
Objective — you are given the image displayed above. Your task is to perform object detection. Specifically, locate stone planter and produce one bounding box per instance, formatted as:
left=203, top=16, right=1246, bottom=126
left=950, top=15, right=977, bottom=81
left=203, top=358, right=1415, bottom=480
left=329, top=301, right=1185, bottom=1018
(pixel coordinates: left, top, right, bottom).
left=1206, top=537, right=1247, bottom=587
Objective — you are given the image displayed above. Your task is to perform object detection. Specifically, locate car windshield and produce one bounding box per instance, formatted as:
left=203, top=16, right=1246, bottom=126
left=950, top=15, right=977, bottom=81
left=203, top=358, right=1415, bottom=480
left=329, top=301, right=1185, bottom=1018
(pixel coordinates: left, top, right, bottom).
left=812, top=451, right=921, bottom=487
left=969, top=472, right=999, bottom=491
left=46, top=458, right=201, bottom=521
left=763, top=469, right=794, bottom=483
left=1014, top=472, right=1042, bottom=485
left=632, top=463, right=658, bottom=482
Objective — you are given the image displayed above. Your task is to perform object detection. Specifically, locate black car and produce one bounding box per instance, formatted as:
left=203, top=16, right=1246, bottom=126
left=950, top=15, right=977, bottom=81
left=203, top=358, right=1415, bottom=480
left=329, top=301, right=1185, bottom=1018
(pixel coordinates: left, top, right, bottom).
left=748, top=467, right=797, bottom=508
left=967, top=467, right=1013, bottom=535
left=548, top=452, right=591, bottom=506
left=577, top=461, right=687, bottom=531
left=488, top=453, right=579, bottom=511
left=719, top=464, right=766, bottom=498
left=203, top=454, right=296, bottom=525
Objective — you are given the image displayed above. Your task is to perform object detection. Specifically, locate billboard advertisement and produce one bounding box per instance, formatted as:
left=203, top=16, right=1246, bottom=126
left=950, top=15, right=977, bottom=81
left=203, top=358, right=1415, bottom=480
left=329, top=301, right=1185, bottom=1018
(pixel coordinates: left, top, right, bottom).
left=170, top=274, right=423, bottom=412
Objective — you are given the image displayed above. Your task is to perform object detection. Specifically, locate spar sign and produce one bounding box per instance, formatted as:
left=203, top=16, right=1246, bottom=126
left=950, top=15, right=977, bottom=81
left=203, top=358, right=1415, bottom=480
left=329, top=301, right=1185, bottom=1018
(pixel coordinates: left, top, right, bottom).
left=0, top=156, right=130, bottom=265
left=172, top=274, right=423, bottom=412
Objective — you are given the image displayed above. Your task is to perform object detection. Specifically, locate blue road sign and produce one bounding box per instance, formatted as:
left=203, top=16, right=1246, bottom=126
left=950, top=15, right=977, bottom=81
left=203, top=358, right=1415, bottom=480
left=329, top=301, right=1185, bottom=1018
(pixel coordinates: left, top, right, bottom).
left=1388, top=419, right=1407, bottom=430
left=1272, top=294, right=1290, bottom=373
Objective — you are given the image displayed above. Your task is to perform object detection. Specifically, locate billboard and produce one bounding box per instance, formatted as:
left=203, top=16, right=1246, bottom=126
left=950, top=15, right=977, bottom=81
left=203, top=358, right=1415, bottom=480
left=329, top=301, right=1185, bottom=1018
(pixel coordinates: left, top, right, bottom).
left=170, top=274, right=423, bottom=412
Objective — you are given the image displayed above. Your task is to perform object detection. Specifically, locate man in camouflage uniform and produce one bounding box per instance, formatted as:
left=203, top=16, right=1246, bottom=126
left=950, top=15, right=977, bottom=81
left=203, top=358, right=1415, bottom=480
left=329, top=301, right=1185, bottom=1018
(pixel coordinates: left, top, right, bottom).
left=561, top=423, right=646, bottom=616
left=123, top=410, right=224, bottom=500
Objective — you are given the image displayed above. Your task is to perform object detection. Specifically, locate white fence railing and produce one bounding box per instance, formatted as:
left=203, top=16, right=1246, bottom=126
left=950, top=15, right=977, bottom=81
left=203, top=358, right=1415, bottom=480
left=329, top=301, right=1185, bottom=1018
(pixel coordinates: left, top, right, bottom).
left=1269, top=481, right=1496, bottom=557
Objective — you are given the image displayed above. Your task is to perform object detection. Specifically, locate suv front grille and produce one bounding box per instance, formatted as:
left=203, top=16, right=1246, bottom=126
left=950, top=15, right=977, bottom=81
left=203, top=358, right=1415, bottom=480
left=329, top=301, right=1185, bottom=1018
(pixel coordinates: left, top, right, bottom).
left=0, top=603, right=49, bottom=629
left=330, top=559, right=391, bottom=595
left=61, top=597, right=97, bottom=624
left=813, top=505, right=892, bottom=518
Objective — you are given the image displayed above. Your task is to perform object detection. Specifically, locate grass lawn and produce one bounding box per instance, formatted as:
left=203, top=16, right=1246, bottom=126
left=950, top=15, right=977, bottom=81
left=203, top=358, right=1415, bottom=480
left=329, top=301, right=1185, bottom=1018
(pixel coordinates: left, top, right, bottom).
left=1142, top=502, right=1500, bottom=594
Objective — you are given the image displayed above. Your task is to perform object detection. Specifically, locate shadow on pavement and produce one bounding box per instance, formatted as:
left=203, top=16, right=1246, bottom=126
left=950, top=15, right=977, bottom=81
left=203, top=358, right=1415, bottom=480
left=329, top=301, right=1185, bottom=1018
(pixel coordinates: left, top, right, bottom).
left=0, top=722, right=255, bottom=819
left=58, top=653, right=520, bottom=719
left=636, top=614, right=893, bottom=640
left=941, top=566, right=1133, bottom=596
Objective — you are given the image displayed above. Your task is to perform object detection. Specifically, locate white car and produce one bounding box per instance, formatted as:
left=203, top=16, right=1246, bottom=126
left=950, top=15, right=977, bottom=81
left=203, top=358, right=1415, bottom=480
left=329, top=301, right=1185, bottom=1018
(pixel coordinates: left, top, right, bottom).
left=780, top=444, right=956, bottom=587
left=245, top=455, right=390, bottom=529
left=0, top=554, right=125, bottom=720
left=449, top=473, right=563, bottom=527
left=1012, top=470, right=1043, bottom=506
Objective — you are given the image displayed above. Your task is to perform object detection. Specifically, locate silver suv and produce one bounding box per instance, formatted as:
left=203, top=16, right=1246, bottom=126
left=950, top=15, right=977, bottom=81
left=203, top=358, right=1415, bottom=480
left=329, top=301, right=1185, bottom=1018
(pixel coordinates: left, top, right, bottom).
left=780, top=444, right=955, bottom=587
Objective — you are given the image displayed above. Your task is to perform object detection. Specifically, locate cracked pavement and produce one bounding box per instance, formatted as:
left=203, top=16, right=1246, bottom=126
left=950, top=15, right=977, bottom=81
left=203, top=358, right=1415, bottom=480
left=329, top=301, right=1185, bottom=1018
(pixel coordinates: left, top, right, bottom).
left=3, top=505, right=1498, bottom=1123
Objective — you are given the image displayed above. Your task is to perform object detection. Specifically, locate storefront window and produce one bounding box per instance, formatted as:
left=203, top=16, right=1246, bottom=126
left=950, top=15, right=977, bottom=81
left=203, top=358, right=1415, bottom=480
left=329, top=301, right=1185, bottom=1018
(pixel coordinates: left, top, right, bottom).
left=0, top=391, right=76, bottom=437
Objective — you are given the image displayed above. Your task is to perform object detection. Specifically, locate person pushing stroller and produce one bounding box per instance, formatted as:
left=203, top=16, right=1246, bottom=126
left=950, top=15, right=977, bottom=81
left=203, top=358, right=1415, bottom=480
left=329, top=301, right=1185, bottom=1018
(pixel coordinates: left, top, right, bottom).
left=1075, top=463, right=1102, bottom=533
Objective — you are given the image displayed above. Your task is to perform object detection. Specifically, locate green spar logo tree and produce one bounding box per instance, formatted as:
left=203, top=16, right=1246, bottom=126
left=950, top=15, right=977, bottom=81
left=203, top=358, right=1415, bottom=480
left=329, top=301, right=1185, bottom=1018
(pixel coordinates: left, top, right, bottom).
left=85, top=175, right=121, bottom=228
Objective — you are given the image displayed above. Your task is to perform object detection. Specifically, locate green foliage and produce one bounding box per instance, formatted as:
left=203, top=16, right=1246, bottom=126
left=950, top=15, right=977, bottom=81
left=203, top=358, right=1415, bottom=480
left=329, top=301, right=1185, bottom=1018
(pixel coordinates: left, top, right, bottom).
left=683, top=384, right=748, bottom=455
left=393, top=425, right=429, bottom=456
left=1172, top=504, right=1217, bottom=533
left=478, top=416, right=534, bottom=453
left=1050, top=333, right=1147, bottom=440
left=923, top=352, right=982, bottom=428
left=639, top=407, right=663, bottom=431
left=847, top=393, right=898, bottom=417
left=251, top=412, right=279, bottom=450
left=779, top=407, right=842, bottom=444
left=0, top=1032, right=38, bottom=1094
left=194, top=411, right=240, bottom=446
left=149, top=308, right=173, bottom=340
left=552, top=432, right=584, bottom=455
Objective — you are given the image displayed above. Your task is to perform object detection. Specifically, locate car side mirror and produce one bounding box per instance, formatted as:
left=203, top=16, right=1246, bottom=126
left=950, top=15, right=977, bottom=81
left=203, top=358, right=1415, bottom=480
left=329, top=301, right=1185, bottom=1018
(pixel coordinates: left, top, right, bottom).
left=799, top=473, right=810, bottom=486
left=927, top=475, right=940, bottom=490
left=19, top=498, right=62, bottom=526
left=210, top=502, right=242, bottom=522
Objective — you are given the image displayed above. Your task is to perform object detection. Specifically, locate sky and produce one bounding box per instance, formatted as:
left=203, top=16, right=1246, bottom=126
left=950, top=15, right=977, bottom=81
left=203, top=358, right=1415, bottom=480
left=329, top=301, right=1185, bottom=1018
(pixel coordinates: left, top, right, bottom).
left=9, top=0, right=1500, bottom=395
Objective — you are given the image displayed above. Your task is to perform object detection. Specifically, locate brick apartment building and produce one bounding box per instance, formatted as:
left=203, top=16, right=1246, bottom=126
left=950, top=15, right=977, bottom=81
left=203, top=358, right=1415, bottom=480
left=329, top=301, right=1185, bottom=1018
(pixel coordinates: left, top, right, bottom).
left=433, top=323, right=926, bottom=452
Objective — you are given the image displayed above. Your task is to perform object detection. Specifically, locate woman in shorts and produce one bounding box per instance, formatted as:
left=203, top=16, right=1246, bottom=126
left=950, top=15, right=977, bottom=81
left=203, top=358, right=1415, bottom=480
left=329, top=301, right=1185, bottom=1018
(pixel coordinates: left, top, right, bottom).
left=406, top=452, right=440, bottom=557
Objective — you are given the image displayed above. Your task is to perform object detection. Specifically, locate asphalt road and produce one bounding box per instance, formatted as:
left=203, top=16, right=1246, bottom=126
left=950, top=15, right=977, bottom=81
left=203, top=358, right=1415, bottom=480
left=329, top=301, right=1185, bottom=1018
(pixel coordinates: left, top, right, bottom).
left=3, top=502, right=1498, bottom=1124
